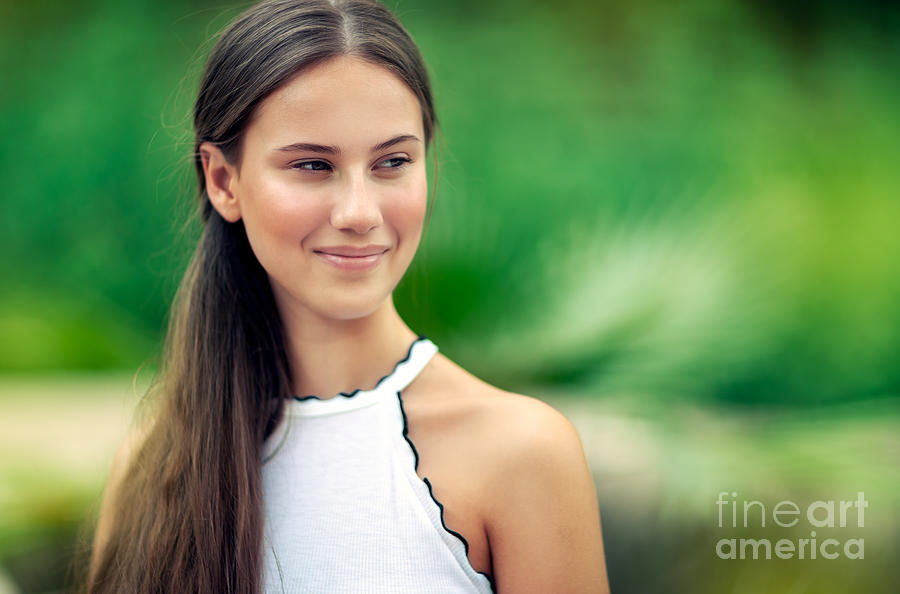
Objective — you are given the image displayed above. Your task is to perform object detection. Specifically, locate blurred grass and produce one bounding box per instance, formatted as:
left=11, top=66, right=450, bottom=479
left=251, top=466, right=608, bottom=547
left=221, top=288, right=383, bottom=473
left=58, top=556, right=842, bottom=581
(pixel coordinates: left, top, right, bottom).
left=0, top=374, right=142, bottom=593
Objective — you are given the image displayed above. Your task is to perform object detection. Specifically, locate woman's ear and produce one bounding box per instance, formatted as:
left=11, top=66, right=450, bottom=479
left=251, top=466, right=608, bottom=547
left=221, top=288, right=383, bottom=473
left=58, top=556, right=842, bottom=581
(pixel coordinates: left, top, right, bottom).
left=199, top=142, right=242, bottom=223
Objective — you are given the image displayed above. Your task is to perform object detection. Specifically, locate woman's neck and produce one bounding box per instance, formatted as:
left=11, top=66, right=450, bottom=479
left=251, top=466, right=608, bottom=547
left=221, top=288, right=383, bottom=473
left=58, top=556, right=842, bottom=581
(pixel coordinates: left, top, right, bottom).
left=279, top=297, right=420, bottom=399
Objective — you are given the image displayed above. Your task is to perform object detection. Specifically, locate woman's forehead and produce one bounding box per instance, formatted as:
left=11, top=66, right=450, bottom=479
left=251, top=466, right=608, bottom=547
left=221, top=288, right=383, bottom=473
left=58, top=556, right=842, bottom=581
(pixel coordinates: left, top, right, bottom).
left=244, top=55, right=424, bottom=153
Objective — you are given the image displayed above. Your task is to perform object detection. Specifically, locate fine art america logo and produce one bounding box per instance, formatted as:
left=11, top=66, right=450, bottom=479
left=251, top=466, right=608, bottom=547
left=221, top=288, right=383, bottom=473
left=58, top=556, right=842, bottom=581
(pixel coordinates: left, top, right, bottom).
left=715, top=491, right=867, bottom=560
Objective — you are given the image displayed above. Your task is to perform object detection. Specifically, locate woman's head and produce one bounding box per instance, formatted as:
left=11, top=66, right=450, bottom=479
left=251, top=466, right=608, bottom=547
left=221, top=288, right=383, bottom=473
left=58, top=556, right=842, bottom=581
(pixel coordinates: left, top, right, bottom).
left=202, top=55, right=429, bottom=322
left=194, top=0, right=437, bottom=322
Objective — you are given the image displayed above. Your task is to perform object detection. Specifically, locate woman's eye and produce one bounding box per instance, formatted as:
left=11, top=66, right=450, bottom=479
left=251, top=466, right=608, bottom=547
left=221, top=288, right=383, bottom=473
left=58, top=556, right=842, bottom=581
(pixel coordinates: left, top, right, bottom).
left=377, top=156, right=411, bottom=169
left=292, top=160, right=332, bottom=172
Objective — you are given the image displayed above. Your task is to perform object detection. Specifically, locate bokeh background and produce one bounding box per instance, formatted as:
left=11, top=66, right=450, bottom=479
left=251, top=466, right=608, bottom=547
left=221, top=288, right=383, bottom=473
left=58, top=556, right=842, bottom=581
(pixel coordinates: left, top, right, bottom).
left=2, top=0, right=899, bottom=592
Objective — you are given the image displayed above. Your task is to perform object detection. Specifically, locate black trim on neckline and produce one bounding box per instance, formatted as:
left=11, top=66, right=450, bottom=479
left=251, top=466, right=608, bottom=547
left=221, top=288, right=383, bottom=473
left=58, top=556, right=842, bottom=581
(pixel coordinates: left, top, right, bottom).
left=396, top=388, right=497, bottom=592
left=292, top=335, right=427, bottom=402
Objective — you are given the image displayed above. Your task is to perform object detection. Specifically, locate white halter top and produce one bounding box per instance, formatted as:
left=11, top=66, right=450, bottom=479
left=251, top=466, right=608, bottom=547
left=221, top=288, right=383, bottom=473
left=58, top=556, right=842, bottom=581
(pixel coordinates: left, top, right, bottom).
left=261, top=336, right=495, bottom=593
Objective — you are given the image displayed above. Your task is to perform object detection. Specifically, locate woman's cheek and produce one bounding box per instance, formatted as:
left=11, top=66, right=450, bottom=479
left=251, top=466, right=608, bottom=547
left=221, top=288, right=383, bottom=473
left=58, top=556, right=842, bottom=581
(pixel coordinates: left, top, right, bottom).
left=392, top=174, right=428, bottom=228
left=242, top=192, right=320, bottom=275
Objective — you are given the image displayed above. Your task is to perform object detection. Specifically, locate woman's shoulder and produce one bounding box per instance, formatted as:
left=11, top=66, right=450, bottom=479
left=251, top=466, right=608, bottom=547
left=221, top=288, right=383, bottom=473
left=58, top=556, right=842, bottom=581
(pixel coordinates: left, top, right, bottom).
left=414, top=351, right=582, bottom=454
left=410, top=350, right=609, bottom=591
left=409, top=351, right=593, bottom=508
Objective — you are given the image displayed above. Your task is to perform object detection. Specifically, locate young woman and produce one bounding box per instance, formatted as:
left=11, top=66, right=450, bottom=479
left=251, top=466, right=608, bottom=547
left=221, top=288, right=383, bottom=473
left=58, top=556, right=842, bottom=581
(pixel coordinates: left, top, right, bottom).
left=87, top=0, right=609, bottom=592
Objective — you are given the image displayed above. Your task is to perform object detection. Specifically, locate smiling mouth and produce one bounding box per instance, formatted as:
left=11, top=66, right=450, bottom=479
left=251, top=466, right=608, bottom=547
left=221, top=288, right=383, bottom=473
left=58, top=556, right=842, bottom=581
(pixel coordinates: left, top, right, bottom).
left=313, top=249, right=388, bottom=271
left=314, top=250, right=387, bottom=258
left=313, top=244, right=390, bottom=257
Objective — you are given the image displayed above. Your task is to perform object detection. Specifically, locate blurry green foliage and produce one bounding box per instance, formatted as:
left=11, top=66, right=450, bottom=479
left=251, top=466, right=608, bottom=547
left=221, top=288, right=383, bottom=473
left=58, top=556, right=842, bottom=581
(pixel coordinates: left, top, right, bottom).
left=1, top=0, right=898, bottom=403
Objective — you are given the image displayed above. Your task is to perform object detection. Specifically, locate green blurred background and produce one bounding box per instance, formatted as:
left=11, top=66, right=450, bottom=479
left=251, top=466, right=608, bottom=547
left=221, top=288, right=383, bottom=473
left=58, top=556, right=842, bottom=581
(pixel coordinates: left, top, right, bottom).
left=1, top=0, right=898, bottom=592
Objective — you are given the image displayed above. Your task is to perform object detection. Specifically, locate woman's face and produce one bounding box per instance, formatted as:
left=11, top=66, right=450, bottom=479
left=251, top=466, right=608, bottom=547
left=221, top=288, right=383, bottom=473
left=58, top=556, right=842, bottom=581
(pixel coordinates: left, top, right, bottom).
left=213, top=55, right=428, bottom=322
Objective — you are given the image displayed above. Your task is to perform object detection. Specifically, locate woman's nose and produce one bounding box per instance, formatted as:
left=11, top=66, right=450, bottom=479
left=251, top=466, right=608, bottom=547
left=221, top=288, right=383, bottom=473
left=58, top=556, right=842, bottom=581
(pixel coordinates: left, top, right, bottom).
left=330, top=172, right=383, bottom=233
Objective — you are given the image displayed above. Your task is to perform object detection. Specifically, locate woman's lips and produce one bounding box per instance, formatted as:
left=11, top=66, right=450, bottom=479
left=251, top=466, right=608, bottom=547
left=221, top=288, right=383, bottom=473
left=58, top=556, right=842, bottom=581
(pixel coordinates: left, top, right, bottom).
left=314, top=249, right=387, bottom=271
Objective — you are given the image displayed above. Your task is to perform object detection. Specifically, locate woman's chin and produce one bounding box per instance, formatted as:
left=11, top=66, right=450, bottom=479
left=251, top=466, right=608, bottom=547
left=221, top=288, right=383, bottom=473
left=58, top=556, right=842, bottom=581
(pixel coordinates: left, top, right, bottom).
left=308, top=292, right=392, bottom=322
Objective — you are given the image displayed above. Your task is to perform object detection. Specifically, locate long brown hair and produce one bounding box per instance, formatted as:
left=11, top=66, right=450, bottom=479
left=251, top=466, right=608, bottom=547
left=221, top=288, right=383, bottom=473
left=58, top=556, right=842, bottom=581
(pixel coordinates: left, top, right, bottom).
left=86, top=1, right=437, bottom=591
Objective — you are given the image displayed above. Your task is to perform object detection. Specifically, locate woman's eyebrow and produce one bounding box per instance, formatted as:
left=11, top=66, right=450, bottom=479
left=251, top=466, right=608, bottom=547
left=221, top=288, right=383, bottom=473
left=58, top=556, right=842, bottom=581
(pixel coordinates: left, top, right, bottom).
left=275, top=134, right=420, bottom=155
left=277, top=142, right=339, bottom=154
left=371, top=134, right=421, bottom=152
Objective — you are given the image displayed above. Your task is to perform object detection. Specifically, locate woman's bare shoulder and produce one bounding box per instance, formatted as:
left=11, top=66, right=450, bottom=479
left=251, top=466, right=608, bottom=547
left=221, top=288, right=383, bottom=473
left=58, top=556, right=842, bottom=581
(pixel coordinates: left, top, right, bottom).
left=416, top=352, right=610, bottom=592
left=418, top=351, right=581, bottom=450
left=414, top=352, right=592, bottom=500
